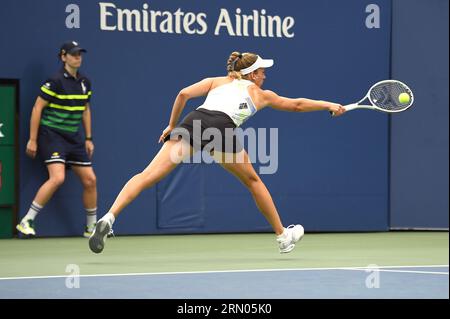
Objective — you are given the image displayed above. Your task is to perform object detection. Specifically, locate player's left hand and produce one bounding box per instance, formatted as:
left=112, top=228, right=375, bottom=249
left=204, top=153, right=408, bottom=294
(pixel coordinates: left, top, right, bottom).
left=159, top=125, right=175, bottom=143
left=85, top=140, right=95, bottom=158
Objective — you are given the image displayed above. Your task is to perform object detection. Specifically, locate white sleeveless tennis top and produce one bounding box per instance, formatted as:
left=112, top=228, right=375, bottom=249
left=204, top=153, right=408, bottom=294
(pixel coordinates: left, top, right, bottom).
left=197, top=79, right=257, bottom=127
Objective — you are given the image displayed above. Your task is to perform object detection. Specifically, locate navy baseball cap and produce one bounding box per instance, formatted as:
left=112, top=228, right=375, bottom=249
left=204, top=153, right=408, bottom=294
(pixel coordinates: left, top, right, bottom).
left=59, top=41, right=87, bottom=55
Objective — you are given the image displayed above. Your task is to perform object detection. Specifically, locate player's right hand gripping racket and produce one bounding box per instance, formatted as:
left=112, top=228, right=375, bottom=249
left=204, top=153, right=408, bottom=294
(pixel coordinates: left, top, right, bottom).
left=331, top=80, right=414, bottom=116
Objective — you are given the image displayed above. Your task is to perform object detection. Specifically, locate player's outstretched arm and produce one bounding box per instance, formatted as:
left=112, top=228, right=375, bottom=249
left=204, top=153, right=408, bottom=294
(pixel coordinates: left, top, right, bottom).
left=258, top=89, right=345, bottom=116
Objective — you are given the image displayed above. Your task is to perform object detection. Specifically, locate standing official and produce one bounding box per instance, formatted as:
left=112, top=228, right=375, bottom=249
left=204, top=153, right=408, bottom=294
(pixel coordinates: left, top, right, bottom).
left=17, top=41, right=99, bottom=237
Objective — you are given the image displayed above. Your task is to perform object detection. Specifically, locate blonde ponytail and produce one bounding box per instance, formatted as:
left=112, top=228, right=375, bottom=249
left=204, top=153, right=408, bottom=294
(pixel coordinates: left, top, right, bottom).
left=226, top=51, right=258, bottom=79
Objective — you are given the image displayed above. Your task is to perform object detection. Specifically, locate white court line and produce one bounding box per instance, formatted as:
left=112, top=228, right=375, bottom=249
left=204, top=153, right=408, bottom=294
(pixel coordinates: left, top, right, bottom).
left=344, top=268, right=449, bottom=275
left=0, top=264, right=447, bottom=281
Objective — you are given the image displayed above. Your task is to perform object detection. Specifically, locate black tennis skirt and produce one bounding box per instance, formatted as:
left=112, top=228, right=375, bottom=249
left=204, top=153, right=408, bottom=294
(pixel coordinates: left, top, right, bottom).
left=164, top=108, right=243, bottom=153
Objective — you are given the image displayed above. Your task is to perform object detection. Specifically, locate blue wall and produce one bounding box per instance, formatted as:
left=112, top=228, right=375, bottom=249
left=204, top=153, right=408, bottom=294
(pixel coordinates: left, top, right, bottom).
left=390, top=0, right=449, bottom=229
left=1, top=0, right=396, bottom=236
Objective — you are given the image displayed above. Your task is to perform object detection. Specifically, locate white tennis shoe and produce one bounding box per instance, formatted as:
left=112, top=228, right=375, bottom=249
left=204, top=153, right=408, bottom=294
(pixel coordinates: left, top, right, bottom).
left=88, top=219, right=112, bottom=254
left=277, top=224, right=304, bottom=253
left=16, top=219, right=36, bottom=236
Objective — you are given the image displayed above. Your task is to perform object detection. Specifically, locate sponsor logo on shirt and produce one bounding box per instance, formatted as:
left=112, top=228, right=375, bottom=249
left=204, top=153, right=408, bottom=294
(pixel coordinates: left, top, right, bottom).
left=239, top=103, right=248, bottom=109
left=81, top=81, right=87, bottom=94
left=51, top=152, right=61, bottom=159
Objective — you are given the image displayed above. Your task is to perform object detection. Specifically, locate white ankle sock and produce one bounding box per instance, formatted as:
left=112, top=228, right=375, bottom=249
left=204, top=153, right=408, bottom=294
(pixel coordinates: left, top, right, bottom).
left=86, top=207, right=97, bottom=226
left=24, top=201, right=43, bottom=221
left=276, top=228, right=288, bottom=239
left=102, top=212, right=116, bottom=225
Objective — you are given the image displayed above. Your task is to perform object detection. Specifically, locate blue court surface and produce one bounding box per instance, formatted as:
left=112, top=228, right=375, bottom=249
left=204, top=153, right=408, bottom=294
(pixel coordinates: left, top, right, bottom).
left=0, top=265, right=447, bottom=299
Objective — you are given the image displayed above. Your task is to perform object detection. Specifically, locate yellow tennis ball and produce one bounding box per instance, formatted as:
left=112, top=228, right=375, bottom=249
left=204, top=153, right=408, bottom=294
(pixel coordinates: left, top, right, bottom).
left=399, top=92, right=410, bottom=104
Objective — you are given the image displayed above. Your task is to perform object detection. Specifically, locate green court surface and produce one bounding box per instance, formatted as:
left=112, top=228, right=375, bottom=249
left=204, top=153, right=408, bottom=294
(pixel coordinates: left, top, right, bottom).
left=0, top=231, right=448, bottom=278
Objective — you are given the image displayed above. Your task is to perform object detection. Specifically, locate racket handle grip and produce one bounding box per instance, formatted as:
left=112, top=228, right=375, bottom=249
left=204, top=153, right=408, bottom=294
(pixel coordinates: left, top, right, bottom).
left=329, top=103, right=358, bottom=116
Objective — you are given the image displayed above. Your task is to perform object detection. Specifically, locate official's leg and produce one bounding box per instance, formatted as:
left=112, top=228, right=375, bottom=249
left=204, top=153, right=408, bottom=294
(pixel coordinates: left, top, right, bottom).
left=17, top=163, right=66, bottom=236
left=33, top=163, right=66, bottom=205
left=72, top=165, right=98, bottom=236
left=72, top=166, right=97, bottom=209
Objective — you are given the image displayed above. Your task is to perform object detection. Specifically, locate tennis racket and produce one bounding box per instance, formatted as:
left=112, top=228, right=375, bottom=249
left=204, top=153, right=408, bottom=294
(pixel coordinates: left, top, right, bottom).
left=331, top=80, right=414, bottom=116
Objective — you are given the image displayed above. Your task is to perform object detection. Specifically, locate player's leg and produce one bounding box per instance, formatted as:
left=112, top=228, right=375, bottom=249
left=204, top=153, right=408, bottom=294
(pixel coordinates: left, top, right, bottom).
left=214, top=150, right=304, bottom=253
left=17, top=163, right=66, bottom=236
left=89, top=139, right=193, bottom=253
left=108, top=139, right=193, bottom=218
left=214, top=150, right=284, bottom=235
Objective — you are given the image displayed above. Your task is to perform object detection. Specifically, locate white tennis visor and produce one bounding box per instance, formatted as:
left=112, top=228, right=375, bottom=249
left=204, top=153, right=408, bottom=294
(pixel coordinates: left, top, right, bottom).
left=240, top=55, right=274, bottom=75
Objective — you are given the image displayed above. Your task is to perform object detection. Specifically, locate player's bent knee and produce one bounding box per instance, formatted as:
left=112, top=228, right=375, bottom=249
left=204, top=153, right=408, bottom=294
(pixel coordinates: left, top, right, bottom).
left=49, top=175, right=65, bottom=187
left=82, top=174, right=97, bottom=189
left=244, top=174, right=261, bottom=190
left=140, top=164, right=173, bottom=188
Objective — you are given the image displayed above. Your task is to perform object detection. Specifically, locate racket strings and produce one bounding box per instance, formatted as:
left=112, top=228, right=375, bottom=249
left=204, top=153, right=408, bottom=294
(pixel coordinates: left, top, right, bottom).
left=369, top=82, right=412, bottom=111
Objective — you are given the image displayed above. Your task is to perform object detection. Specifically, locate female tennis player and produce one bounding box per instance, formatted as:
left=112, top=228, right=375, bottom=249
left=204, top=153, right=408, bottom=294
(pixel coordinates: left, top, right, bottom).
left=89, top=52, right=345, bottom=254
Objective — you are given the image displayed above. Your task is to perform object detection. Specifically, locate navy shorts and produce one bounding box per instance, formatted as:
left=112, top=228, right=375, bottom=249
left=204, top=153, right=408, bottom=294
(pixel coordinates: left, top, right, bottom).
left=164, top=109, right=243, bottom=153
left=38, top=125, right=92, bottom=167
